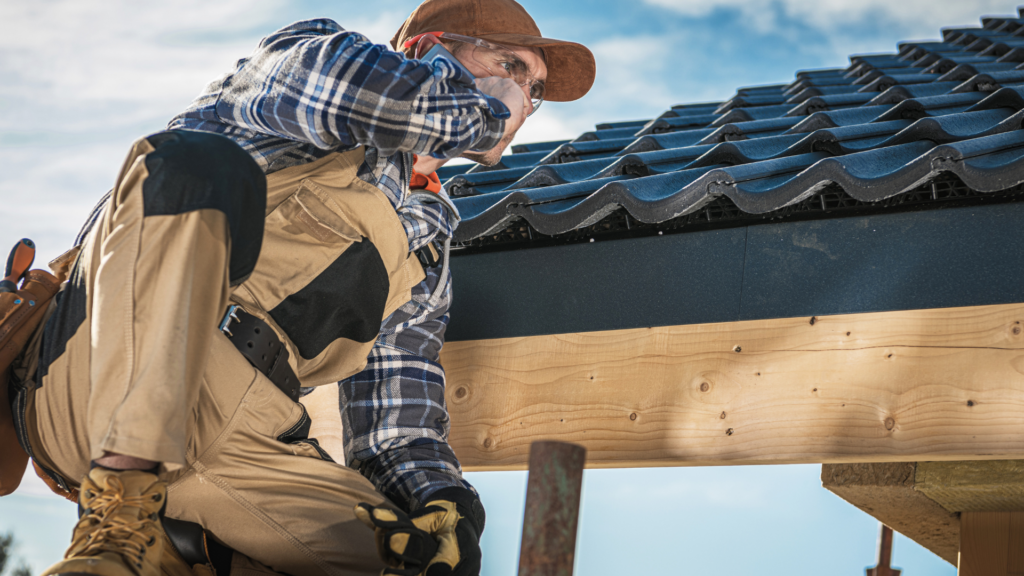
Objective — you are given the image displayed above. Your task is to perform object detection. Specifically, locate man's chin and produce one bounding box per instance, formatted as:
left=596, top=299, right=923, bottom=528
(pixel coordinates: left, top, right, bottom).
left=462, top=130, right=517, bottom=166
left=460, top=148, right=503, bottom=166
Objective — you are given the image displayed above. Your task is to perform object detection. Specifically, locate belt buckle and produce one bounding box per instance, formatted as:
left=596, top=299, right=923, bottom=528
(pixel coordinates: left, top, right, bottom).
left=218, top=305, right=241, bottom=337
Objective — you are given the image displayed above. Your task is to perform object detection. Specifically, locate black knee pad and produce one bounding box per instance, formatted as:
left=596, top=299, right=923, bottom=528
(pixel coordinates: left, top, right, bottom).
left=142, top=130, right=266, bottom=286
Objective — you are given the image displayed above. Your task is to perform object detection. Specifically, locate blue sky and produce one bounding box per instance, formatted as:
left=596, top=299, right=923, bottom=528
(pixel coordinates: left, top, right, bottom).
left=0, top=0, right=1014, bottom=573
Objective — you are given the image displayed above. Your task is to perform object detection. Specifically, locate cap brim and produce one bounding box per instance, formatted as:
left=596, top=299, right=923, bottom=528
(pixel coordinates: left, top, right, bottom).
left=475, top=33, right=595, bottom=102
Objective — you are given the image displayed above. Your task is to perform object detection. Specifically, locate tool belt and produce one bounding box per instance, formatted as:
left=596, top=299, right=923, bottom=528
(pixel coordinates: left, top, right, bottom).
left=219, top=305, right=301, bottom=402
left=0, top=241, right=70, bottom=496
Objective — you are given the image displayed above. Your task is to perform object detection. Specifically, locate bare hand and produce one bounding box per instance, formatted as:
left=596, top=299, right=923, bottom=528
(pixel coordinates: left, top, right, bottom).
left=474, top=76, right=530, bottom=136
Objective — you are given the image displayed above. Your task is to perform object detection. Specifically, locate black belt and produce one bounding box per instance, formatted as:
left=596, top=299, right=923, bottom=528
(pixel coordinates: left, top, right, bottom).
left=219, top=305, right=300, bottom=401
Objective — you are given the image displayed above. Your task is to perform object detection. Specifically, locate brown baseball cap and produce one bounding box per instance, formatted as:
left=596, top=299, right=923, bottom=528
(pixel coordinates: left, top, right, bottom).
left=391, top=0, right=596, bottom=102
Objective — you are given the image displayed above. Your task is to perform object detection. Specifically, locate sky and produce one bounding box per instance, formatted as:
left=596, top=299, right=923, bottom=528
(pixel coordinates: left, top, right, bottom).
left=0, top=0, right=1015, bottom=573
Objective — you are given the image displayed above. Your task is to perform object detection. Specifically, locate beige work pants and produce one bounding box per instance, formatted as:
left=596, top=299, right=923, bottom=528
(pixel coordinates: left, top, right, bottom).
left=24, top=131, right=407, bottom=576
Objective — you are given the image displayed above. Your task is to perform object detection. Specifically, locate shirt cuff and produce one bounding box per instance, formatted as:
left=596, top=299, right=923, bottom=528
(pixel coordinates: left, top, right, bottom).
left=482, top=95, right=511, bottom=120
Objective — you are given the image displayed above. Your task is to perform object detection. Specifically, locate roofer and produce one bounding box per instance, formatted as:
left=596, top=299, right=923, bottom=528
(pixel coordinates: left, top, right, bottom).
left=0, top=0, right=594, bottom=574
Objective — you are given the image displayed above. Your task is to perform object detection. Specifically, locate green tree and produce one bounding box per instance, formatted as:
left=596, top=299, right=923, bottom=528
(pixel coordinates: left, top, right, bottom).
left=0, top=532, right=30, bottom=576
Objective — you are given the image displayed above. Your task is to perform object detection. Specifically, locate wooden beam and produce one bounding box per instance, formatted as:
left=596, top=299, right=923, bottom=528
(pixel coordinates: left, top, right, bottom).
left=440, top=303, right=1024, bottom=470
left=917, top=460, right=1024, bottom=513
left=822, top=463, right=959, bottom=565
left=958, top=511, right=1024, bottom=576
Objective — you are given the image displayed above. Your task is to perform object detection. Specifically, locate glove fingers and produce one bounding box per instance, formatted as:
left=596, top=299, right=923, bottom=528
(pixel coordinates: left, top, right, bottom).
left=385, top=529, right=440, bottom=566
left=354, top=503, right=377, bottom=530
left=440, top=518, right=483, bottom=576
left=410, top=505, right=456, bottom=535
left=355, top=502, right=416, bottom=530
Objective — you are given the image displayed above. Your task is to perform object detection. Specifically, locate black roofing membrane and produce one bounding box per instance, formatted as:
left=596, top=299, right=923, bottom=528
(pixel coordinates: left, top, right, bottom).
left=439, top=9, right=1024, bottom=246
left=446, top=201, right=1024, bottom=341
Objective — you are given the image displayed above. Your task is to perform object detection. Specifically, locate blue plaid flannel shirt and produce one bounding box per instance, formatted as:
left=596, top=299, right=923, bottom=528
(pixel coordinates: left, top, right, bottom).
left=168, top=18, right=509, bottom=511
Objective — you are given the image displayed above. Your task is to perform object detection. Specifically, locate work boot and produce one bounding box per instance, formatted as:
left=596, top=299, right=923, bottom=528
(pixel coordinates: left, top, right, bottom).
left=42, top=467, right=167, bottom=576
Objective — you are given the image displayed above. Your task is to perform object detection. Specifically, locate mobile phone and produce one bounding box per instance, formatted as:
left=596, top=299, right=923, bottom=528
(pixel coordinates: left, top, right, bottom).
left=422, top=43, right=476, bottom=85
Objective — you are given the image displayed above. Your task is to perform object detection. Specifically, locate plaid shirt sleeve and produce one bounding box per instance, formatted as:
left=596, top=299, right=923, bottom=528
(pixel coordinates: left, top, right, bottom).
left=336, top=261, right=474, bottom=512
left=210, top=19, right=509, bottom=159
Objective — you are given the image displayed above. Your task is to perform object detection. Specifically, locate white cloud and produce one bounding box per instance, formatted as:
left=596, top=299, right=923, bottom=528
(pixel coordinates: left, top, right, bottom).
left=644, top=0, right=1014, bottom=38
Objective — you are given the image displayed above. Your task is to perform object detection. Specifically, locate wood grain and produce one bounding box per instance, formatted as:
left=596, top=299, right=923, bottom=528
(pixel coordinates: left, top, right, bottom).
left=300, top=384, right=345, bottom=462
left=958, top=511, right=1024, bottom=576
left=440, top=304, right=1024, bottom=471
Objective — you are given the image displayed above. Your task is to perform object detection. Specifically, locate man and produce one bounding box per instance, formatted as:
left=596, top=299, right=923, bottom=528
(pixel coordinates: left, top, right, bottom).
left=9, top=0, right=595, bottom=575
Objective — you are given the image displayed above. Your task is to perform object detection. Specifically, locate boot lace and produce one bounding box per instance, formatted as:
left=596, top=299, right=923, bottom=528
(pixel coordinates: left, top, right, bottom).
left=71, top=475, right=161, bottom=572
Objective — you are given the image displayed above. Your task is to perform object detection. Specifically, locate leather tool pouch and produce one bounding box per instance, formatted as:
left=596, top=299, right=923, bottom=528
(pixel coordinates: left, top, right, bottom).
left=0, top=267, right=64, bottom=496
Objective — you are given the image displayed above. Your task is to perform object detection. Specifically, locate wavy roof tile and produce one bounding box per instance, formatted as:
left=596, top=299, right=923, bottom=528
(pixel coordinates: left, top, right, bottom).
left=441, top=8, right=1024, bottom=248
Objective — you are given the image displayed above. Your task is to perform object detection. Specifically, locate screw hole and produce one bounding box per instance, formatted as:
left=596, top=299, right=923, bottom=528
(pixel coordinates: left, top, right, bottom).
left=254, top=327, right=261, bottom=334
left=247, top=341, right=254, bottom=348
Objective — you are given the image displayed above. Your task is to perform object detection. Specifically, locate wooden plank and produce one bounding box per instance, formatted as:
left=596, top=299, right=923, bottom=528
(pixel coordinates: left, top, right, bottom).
left=958, top=511, right=1024, bottom=576
left=917, top=460, right=1024, bottom=513
left=301, top=384, right=345, bottom=462
left=440, top=303, right=1024, bottom=471
left=822, top=463, right=959, bottom=566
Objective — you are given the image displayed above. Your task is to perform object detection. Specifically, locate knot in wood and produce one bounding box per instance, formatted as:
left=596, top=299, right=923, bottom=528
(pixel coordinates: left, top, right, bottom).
left=726, top=428, right=734, bottom=436
left=454, top=387, right=468, bottom=399
left=483, top=438, right=493, bottom=448
left=699, top=382, right=710, bottom=392
left=629, top=413, right=637, bottom=421
left=809, top=316, right=817, bottom=325
left=884, top=417, right=895, bottom=431
left=733, top=345, right=742, bottom=353
left=720, top=411, right=727, bottom=419
left=967, top=400, right=975, bottom=407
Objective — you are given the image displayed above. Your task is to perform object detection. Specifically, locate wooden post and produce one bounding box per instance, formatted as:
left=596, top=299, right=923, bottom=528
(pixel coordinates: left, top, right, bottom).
left=866, top=523, right=901, bottom=576
left=958, top=512, right=1024, bottom=576
left=517, top=441, right=586, bottom=576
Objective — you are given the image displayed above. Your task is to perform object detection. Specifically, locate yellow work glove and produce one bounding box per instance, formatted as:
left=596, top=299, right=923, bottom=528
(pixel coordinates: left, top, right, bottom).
left=354, top=487, right=485, bottom=576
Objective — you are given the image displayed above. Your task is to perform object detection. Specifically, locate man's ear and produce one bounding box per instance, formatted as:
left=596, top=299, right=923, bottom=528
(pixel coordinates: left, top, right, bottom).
left=414, top=34, right=442, bottom=59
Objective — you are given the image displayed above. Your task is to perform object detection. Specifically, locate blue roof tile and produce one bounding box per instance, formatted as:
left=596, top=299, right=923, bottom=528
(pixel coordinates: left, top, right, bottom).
left=449, top=8, right=1024, bottom=245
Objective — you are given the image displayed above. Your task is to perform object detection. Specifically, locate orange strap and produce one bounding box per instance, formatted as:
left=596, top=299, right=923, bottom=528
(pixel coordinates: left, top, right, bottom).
left=34, top=461, right=78, bottom=503
left=410, top=155, right=443, bottom=194
left=403, top=31, right=445, bottom=49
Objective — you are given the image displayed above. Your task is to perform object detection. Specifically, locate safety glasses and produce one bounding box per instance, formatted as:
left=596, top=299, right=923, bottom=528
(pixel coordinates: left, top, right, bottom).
left=405, top=31, right=545, bottom=116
